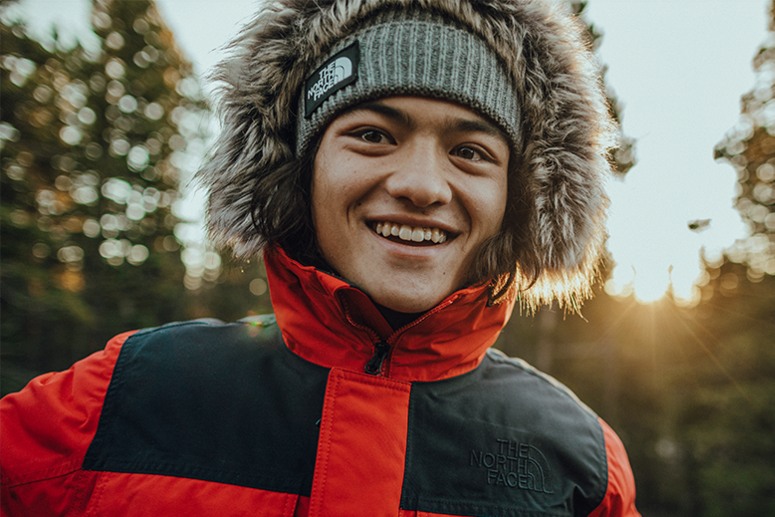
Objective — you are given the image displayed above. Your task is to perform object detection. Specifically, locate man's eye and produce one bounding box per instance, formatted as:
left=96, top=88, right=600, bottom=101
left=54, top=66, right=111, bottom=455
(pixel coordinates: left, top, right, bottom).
left=455, top=146, right=481, bottom=161
left=361, top=130, right=387, bottom=143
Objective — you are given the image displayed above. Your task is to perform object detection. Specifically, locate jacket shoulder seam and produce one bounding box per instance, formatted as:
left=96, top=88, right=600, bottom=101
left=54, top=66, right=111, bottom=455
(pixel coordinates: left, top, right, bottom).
left=129, top=318, right=229, bottom=339
left=485, top=348, right=599, bottom=420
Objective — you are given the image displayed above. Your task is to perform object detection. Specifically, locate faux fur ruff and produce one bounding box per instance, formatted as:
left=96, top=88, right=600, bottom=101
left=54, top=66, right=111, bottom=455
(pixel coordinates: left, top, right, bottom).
left=196, top=0, right=618, bottom=312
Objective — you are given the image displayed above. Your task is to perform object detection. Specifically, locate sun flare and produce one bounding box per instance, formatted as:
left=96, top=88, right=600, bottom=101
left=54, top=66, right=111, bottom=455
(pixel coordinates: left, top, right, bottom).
left=604, top=169, right=749, bottom=307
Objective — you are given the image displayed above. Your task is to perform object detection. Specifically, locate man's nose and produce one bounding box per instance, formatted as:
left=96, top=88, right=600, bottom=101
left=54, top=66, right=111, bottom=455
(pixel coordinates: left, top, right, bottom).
left=384, top=142, right=453, bottom=208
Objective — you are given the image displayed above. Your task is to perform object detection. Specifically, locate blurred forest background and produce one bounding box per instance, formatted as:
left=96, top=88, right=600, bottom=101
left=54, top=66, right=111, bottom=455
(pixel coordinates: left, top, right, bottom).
left=1, top=0, right=773, bottom=515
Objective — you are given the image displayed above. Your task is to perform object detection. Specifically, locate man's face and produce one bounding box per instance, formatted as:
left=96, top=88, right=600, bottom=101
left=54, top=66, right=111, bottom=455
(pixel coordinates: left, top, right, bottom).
left=312, top=96, right=509, bottom=313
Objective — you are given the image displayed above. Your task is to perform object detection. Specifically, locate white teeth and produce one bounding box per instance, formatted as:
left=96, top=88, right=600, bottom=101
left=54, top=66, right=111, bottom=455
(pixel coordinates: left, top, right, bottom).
left=373, top=222, right=448, bottom=244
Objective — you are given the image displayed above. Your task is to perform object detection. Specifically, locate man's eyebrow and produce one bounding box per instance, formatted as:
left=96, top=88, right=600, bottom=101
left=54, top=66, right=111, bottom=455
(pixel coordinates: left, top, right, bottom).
left=342, top=100, right=508, bottom=142
left=445, top=118, right=508, bottom=142
left=342, top=101, right=415, bottom=129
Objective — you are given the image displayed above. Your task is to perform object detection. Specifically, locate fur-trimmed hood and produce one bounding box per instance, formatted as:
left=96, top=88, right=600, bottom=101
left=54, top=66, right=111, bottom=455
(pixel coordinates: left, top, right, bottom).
left=196, top=0, right=617, bottom=312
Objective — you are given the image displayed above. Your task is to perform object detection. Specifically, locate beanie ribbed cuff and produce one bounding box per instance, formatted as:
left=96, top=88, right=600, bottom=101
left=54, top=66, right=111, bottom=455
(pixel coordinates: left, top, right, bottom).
left=296, top=10, right=521, bottom=157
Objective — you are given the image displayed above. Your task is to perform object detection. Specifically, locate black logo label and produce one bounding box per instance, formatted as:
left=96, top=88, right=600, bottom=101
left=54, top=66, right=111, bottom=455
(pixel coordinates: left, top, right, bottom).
left=304, top=41, right=359, bottom=118
left=469, top=438, right=554, bottom=493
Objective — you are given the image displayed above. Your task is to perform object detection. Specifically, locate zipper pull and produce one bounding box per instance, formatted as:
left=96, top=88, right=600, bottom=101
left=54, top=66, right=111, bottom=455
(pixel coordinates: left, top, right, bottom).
left=365, top=341, right=390, bottom=375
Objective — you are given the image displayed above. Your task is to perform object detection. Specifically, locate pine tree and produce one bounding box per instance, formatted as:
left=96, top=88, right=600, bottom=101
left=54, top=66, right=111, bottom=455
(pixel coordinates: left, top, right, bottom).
left=663, top=2, right=775, bottom=513
left=0, top=0, right=207, bottom=394
left=714, top=1, right=775, bottom=280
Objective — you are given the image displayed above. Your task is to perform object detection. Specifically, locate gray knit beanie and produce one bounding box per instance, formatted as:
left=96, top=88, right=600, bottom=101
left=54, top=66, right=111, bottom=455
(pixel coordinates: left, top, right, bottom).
left=297, top=9, right=520, bottom=158
left=198, top=0, right=618, bottom=312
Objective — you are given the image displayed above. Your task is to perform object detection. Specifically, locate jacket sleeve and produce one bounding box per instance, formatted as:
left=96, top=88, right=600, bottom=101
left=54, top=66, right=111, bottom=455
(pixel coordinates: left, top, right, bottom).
left=589, top=418, right=641, bottom=517
left=0, top=331, right=135, bottom=517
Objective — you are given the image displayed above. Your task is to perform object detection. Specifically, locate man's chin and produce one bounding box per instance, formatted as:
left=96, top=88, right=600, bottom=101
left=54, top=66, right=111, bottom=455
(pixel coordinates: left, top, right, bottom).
left=367, top=288, right=448, bottom=314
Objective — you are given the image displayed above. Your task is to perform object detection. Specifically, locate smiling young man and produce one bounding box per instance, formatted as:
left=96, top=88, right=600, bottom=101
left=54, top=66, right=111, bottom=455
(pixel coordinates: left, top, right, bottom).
left=313, top=97, right=510, bottom=314
left=1, top=1, right=640, bottom=516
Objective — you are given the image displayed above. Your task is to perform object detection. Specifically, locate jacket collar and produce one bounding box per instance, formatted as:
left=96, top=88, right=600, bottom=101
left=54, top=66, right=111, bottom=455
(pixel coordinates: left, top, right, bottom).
left=264, top=247, right=514, bottom=382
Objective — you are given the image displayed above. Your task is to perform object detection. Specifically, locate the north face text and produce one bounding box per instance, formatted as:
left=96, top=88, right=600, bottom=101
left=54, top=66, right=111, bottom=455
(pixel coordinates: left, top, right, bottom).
left=469, top=438, right=554, bottom=493
left=304, top=42, right=360, bottom=117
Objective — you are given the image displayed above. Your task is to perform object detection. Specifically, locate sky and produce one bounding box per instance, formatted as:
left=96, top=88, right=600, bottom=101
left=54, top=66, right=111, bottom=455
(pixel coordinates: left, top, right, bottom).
left=7, top=0, right=772, bottom=305
left=584, top=0, right=770, bottom=304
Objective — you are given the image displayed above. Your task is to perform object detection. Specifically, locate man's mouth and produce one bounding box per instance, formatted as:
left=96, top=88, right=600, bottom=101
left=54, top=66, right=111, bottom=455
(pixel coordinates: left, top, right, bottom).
left=373, top=222, right=448, bottom=245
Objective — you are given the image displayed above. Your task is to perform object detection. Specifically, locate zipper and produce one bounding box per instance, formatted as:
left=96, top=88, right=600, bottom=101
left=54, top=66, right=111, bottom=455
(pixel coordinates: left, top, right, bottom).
left=390, top=298, right=455, bottom=335
left=338, top=291, right=459, bottom=377
left=364, top=298, right=457, bottom=376
left=364, top=340, right=390, bottom=375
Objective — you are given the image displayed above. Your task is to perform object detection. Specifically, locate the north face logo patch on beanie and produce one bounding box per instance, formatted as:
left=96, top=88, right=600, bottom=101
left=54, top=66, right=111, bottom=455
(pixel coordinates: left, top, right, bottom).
left=305, top=42, right=360, bottom=117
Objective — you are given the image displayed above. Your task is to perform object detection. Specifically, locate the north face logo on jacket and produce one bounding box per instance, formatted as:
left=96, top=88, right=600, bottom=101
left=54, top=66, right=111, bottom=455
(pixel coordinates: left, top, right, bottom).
left=470, top=438, right=554, bottom=493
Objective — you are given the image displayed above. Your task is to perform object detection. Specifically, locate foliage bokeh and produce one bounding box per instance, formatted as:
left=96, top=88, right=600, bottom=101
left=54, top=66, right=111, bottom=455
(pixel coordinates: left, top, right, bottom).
left=0, top=0, right=271, bottom=394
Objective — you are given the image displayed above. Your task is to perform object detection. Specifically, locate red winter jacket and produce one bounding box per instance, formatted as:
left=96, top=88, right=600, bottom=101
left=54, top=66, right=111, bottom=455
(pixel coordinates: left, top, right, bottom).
left=1, top=248, right=640, bottom=516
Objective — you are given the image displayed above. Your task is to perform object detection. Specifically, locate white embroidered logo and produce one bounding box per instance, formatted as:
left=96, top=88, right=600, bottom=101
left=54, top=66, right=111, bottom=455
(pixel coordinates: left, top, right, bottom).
left=307, top=57, right=353, bottom=102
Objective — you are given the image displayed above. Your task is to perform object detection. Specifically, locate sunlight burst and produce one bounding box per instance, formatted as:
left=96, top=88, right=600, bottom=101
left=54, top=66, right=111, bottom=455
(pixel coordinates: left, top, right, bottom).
left=604, top=166, right=749, bottom=308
